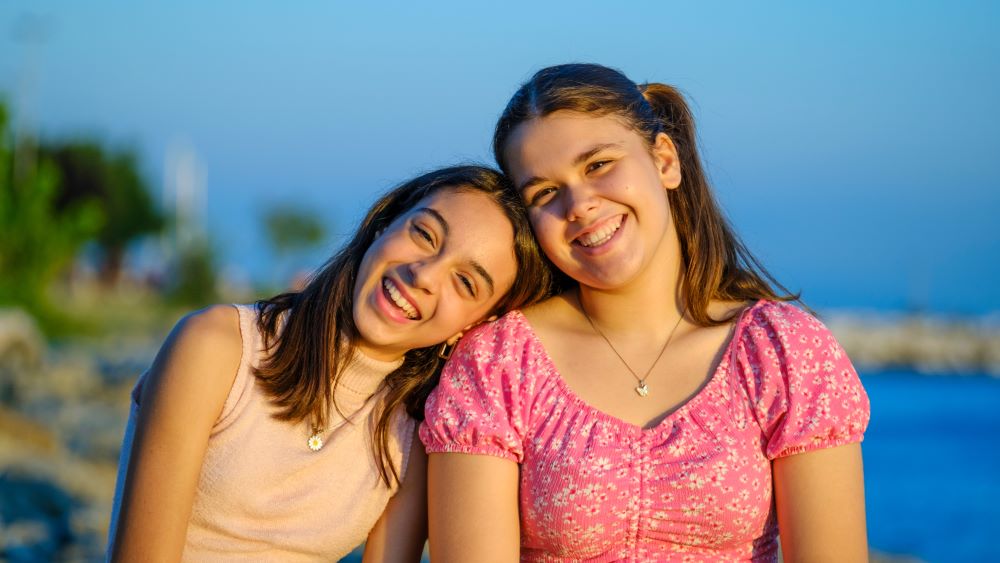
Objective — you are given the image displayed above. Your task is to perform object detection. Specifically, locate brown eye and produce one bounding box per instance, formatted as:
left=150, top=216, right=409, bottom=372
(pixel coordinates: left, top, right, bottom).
left=586, top=160, right=611, bottom=173
left=528, top=187, right=558, bottom=207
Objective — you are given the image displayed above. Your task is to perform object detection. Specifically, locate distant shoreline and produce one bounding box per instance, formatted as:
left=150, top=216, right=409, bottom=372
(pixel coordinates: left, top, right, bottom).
left=823, top=310, right=1000, bottom=376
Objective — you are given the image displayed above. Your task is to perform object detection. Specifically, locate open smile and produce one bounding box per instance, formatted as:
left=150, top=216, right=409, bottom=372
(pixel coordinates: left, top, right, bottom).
left=573, top=214, right=625, bottom=248
left=381, top=277, right=421, bottom=320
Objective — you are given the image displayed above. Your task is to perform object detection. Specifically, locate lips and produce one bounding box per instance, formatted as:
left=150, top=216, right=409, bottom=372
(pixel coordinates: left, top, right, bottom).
left=574, top=214, right=624, bottom=248
left=381, top=277, right=421, bottom=320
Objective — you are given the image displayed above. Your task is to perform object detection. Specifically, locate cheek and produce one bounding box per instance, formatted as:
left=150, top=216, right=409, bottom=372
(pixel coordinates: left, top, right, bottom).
left=530, top=212, right=560, bottom=242
left=433, top=296, right=477, bottom=334
left=354, top=249, right=378, bottom=293
left=360, top=234, right=390, bottom=264
left=536, top=225, right=571, bottom=264
left=365, top=231, right=415, bottom=267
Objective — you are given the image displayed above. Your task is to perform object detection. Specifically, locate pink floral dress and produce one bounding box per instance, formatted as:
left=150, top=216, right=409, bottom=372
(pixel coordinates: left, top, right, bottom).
left=421, top=300, right=870, bottom=562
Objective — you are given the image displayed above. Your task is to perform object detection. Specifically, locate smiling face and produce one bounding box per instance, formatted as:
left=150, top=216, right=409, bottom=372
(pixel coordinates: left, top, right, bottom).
left=503, top=111, right=682, bottom=290
left=352, top=187, right=518, bottom=361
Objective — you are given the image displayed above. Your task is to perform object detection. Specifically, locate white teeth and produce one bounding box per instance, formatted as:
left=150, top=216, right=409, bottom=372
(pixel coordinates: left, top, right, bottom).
left=578, top=216, right=623, bottom=247
left=382, top=279, right=419, bottom=319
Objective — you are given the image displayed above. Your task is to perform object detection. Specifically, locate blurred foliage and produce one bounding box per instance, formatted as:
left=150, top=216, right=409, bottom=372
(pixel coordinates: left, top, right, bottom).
left=39, top=140, right=164, bottom=285
left=0, top=103, right=104, bottom=332
left=264, top=205, right=325, bottom=255
left=263, top=205, right=326, bottom=289
left=164, top=241, right=219, bottom=308
left=0, top=99, right=165, bottom=335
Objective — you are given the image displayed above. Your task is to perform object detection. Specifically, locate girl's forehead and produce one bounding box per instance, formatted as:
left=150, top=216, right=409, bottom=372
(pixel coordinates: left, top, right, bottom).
left=403, top=188, right=506, bottom=228
left=413, top=186, right=491, bottom=210
left=512, top=113, right=636, bottom=149
left=505, top=113, right=641, bottom=173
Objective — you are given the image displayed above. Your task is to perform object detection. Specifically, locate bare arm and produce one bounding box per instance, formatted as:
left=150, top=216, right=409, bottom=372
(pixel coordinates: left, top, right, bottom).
left=110, top=305, right=243, bottom=563
left=426, top=452, right=520, bottom=563
left=362, top=427, right=429, bottom=562
left=773, top=442, right=869, bottom=563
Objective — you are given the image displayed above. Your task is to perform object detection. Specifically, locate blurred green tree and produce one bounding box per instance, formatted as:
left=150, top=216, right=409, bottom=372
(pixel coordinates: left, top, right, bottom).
left=264, top=205, right=326, bottom=254
left=39, top=140, right=164, bottom=285
left=165, top=241, right=219, bottom=307
left=0, top=102, right=103, bottom=327
left=263, top=205, right=326, bottom=289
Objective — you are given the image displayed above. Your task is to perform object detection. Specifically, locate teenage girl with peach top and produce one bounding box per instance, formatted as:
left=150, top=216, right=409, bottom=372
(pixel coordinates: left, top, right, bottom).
left=108, top=166, right=554, bottom=561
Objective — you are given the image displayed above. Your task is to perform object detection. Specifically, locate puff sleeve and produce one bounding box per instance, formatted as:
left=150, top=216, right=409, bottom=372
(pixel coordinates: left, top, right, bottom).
left=419, top=311, right=533, bottom=463
left=735, top=301, right=870, bottom=459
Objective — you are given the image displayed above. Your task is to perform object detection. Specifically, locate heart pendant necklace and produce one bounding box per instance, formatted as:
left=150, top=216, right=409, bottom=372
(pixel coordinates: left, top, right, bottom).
left=579, top=296, right=686, bottom=398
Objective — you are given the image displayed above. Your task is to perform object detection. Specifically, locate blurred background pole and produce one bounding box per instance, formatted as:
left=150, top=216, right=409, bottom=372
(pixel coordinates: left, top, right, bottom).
left=9, top=12, right=50, bottom=193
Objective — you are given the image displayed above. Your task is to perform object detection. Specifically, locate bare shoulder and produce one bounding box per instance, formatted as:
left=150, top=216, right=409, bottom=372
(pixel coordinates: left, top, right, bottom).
left=138, top=304, right=243, bottom=408
left=177, top=303, right=242, bottom=341
left=521, top=292, right=581, bottom=331
left=162, top=304, right=243, bottom=373
left=707, top=299, right=755, bottom=325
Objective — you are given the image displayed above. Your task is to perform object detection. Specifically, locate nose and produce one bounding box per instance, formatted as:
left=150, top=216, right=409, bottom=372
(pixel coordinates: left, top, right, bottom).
left=407, top=256, right=447, bottom=295
left=563, top=183, right=599, bottom=223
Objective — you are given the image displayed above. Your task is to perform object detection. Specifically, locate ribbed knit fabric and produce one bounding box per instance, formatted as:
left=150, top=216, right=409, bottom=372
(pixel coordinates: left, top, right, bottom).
left=109, top=304, right=414, bottom=561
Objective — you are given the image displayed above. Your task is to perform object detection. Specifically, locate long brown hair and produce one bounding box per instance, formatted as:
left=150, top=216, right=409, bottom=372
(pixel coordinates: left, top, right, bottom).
left=493, top=63, right=797, bottom=326
left=254, top=166, right=554, bottom=485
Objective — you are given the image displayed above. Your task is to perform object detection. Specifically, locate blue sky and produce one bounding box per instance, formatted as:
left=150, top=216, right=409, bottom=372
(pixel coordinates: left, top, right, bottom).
left=1, top=1, right=998, bottom=312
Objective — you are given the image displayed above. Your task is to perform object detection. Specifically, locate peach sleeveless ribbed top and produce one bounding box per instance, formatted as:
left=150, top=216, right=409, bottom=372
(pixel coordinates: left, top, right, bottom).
left=109, top=304, right=415, bottom=561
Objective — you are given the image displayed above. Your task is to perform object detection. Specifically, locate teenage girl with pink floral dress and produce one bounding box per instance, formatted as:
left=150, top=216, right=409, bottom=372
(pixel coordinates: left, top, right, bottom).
left=421, top=64, right=871, bottom=562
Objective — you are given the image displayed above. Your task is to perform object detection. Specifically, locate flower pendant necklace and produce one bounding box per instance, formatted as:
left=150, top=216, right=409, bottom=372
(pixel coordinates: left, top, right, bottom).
left=579, top=296, right=686, bottom=398
left=307, top=424, right=325, bottom=451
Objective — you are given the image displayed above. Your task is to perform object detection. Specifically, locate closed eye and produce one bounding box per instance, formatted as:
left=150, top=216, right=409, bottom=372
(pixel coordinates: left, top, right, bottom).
left=412, top=224, right=435, bottom=247
left=457, top=273, right=476, bottom=297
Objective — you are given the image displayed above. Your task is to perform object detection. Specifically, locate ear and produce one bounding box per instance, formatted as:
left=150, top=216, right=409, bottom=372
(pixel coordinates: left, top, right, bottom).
left=652, top=132, right=682, bottom=190
left=445, top=331, right=464, bottom=347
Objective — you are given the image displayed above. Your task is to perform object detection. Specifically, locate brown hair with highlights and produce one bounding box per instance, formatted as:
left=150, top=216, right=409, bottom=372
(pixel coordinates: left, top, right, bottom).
left=493, top=63, right=797, bottom=325
left=254, top=165, right=555, bottom=485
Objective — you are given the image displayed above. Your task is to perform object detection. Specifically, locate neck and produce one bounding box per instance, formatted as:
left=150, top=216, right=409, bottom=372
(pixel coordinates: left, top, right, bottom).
left=355, top=342, right=406, bottom=364
left=576, top=228, right=685, bottom=335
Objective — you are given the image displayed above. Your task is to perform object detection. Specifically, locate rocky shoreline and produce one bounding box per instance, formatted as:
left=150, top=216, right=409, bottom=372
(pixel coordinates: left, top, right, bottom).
left=1, top=308, right=146, bottom=560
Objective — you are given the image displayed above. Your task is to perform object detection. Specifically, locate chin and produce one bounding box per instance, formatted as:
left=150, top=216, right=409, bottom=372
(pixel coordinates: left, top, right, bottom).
left=583, top=274, right=637, bottom=291
left=352, top=306, right=387, bottom=348
left=572, top=262, right=643, bottom=290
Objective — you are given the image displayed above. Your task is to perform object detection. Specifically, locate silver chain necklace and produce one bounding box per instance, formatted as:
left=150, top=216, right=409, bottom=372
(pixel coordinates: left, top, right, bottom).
left=579, top=296, right=686, bottom=398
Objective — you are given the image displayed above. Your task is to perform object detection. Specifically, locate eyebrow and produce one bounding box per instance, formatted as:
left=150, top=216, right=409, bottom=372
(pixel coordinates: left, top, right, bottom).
left=416, top=207, right=449, bottom=236
left=517, top=142, right=625, bottom=192
left=415, top=207, right=496, bottom=297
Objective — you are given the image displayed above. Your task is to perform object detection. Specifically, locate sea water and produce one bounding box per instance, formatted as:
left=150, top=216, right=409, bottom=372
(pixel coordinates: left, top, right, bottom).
left=863, top=370, right=1000, bottom=562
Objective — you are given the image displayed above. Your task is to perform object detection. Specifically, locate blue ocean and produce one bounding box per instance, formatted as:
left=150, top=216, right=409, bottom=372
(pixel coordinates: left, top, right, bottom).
left=863, top=371, right=1000, bottom=562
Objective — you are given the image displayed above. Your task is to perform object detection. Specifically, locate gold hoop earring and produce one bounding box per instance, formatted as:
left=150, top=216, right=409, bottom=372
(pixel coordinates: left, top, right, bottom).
left=437, top=341, right=455, bottom=360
